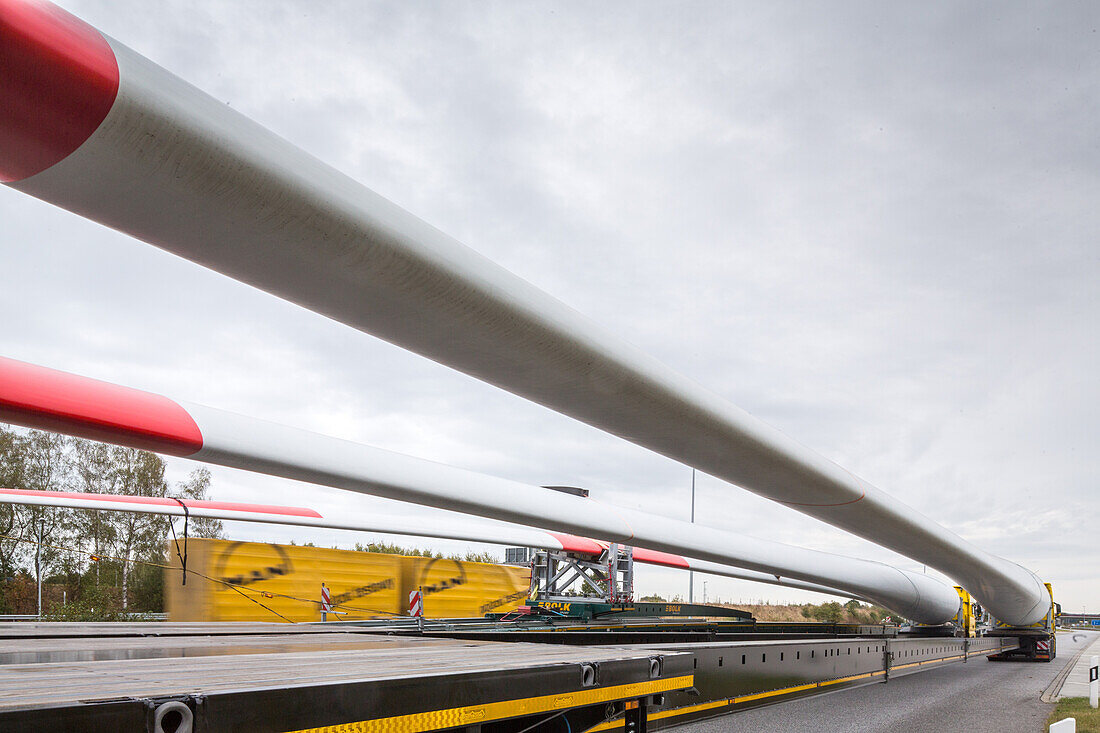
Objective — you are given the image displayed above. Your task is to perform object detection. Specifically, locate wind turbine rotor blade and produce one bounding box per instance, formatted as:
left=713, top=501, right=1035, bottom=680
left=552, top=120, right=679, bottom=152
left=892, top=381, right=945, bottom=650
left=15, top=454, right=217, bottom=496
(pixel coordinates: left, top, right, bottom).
left=0, top=356, right=959, bottom=622
left=1, top=2, right=1040, bottom=624
left=0, top=487, right=590, bottom=554
left=0, top=486, right=855, bottom=600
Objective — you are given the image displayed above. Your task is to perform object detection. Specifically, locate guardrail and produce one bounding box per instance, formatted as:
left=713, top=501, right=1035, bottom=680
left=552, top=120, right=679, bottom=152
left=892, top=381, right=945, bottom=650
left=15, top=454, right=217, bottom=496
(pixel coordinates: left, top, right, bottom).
left=0, top=613, right=168, bottom=621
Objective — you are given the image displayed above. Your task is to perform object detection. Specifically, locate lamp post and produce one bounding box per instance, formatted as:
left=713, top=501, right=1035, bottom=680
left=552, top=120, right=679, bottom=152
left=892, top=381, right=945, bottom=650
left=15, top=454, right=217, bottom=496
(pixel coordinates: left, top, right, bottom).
left=688, top=469, right=696, bottom=604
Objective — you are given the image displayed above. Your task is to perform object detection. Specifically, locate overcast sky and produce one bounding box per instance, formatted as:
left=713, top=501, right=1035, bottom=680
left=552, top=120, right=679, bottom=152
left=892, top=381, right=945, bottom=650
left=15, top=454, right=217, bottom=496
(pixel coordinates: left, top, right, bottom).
left=2, top=1, right=1097, bottom=611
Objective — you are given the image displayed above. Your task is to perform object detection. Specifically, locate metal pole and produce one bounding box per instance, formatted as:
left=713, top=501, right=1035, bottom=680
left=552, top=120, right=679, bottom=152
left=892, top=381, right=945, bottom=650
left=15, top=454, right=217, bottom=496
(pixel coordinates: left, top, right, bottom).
left=688, top=469, right=695, bottom=604
left=35, top=530, right=41, bottom=617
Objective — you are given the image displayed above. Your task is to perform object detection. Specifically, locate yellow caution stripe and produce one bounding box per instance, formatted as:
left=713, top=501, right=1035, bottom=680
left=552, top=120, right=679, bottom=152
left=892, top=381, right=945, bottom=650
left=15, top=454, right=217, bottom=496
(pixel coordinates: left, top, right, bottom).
left=586, top=670, right=886, bottom=731
left=284, top=675, right=692, bottom=733
left=586, top=699, right=731, bottom=731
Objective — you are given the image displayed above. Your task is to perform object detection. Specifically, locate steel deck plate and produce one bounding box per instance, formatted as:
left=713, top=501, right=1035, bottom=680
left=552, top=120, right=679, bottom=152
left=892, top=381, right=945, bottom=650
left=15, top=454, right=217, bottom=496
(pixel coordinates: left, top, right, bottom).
left=0, top=622, right=693, bottom=731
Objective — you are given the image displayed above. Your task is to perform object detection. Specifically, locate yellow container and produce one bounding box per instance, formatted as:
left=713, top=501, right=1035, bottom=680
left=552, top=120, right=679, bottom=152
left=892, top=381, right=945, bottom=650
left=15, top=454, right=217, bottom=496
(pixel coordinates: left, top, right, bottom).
left=166, top=539, right=529, bottom=623
left=412, top=555, right=531, bottom=618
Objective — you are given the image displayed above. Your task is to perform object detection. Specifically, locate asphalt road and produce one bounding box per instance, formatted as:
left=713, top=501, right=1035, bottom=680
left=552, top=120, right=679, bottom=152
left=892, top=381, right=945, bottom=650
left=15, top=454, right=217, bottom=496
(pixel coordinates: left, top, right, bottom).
left=670, top=632, right=1097, bottom=733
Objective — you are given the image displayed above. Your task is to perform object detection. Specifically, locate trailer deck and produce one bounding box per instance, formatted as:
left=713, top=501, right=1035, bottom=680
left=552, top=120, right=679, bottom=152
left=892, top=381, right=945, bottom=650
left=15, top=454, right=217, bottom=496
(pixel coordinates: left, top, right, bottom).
left=0, top=623, right=691, bottom=732
left=0, top=620, right=1022, bottom=732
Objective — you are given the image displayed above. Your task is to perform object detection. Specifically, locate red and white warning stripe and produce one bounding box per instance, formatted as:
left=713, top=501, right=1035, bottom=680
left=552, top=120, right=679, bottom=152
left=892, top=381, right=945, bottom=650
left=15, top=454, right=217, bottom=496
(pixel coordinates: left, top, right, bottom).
left=0, top=356, right=942, bottom=618
left=0, top=354, right=202, bottom=457
left=408, top=590, right=423, bottom=618
left=320, top=583, right=332, bottom=614
left=1036, top=639, right=1050, bottom=652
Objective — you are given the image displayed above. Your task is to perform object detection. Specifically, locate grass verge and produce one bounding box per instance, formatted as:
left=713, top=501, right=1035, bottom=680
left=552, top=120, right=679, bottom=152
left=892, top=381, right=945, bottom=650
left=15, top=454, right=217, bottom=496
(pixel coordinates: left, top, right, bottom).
left=1047, top=698, right=1100, bottom=732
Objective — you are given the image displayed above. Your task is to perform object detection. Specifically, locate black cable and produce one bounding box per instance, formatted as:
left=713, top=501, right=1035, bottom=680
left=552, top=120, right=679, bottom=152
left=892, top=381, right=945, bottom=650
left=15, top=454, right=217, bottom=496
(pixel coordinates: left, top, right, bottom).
left=167, top=497, right=190, bottom=586
left=514, top=708, right=568, bottom=733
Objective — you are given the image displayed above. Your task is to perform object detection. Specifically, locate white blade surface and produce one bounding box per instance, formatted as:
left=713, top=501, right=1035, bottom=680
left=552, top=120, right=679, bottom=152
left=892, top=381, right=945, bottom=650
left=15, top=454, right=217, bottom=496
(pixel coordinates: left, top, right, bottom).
left=0, top=357, right=956, bottom=621
left=0, top=487, right=859, bottom=601
left=0, top=3, right=1039, bottom=623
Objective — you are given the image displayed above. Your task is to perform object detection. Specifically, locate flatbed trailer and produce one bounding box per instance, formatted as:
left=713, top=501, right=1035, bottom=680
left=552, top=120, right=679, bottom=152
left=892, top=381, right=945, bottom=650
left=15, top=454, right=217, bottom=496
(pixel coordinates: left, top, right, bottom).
left=0, top=622, right=690, bottom=732
left=0, top=620, right=1021, bottom=732
left=415, top=623, right=1019, bottom=730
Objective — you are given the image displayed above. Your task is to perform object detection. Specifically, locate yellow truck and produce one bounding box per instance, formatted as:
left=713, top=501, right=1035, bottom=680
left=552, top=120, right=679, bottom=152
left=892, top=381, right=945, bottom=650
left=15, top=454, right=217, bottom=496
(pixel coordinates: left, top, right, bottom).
left=166, top=539, right=530, bottom=622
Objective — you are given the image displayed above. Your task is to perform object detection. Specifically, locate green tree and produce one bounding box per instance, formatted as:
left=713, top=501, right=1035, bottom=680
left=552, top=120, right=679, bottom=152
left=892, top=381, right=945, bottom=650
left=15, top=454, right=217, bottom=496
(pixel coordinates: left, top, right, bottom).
left=21, top=430, right=74, bottom=615
left=455, top=551, right=500, bottom=563
left=0, top=426, right=27, bottom=583
left=0, top=429, right=228, bottom=616
left=128, top=556, right=165, bottom=613
left=812, top=601, right=844, bottom=624
left=71, top=440, right=118, bottom=584
left=110, top=447, right=168, bottom=610
left=354, top=541, right=440, bottom=558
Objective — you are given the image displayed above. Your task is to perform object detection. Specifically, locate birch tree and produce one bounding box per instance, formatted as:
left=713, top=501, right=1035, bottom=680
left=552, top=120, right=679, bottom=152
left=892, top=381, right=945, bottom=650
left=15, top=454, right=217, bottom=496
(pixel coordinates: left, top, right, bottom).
left=71, top=439, right=118, bottom=584
left=0, top=426, right=27, bottom=581
left=21, top=430, right=73, bottom=615
left=110, top=447, right=167, bottom=610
